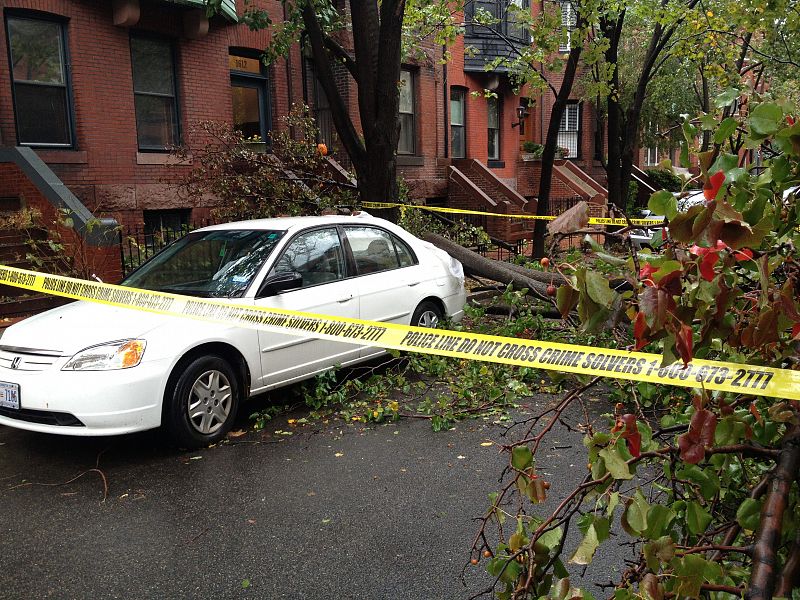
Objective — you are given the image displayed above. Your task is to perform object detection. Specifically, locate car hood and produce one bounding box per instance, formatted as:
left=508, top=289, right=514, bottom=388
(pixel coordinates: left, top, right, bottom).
left=0, top=301, right=179, bottom=355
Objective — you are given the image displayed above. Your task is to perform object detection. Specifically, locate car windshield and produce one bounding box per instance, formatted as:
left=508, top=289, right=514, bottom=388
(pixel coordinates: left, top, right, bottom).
left=122, top=229, right=285, bottom=298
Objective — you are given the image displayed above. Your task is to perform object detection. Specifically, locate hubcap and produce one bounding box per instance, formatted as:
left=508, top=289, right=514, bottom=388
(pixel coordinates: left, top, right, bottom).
left=417, top=310, right=439, bottom=328
left=187, top=369, right=232, bottom=435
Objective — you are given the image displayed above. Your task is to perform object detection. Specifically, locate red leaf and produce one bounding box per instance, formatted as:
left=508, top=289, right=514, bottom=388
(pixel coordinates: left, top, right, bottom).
left=788, top=115, right=796, bottom=126
left=699, top=251, right=720, bottom=281
left=703, top=171, right=725, bottom=201
left=634, top=311, right=649, bottom=350
left=792, top=323, right=800, bottom=339
left=678, top=409, right=717, bottom=464
left=675, top=323, right=694, bottom=366
left=639, top=262, right=658, bottom=287
left=734, top=248, right=754, bottom=262
left=620, top=414, right=642, bottom=458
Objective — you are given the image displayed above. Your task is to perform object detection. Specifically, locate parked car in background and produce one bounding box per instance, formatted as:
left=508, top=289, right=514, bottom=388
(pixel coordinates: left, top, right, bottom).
left=629, top=191, right=705, bottom=250
left=0, top=215, right=466, bottom=448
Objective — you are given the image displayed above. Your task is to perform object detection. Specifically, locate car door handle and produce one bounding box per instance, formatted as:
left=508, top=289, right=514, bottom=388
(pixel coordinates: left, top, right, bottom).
left=337, top=295, right=353, bottom=303
left=407, top=281, right=421, bottom=287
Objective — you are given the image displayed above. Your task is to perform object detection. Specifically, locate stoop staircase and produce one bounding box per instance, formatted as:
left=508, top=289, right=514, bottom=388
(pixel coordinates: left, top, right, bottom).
left=448, top=159, right=535, bottom=243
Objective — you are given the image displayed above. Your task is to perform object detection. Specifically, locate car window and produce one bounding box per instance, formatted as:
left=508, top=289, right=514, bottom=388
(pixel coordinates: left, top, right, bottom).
left=344, top=227, right=415, bottom=275
left=271, top=227, right=345, bottom=287
left=122, top=230, right=284, bottom=298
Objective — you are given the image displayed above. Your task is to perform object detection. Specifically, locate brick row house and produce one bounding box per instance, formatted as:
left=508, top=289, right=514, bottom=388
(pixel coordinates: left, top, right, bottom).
left=0, top=0, right=622, bottom=301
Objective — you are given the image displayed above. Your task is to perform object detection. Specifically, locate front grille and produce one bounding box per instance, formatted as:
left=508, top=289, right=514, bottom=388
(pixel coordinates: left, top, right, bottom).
left=0, top=407, right=84, bottom=427
left=0, top=345, right=64, bottom=372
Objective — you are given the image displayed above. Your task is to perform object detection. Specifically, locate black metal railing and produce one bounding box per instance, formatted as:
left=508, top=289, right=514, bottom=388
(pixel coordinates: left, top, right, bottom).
left=118, top=219, right=218, bottom=277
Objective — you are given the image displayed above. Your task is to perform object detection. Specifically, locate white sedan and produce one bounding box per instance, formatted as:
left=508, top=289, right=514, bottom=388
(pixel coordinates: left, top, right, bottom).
left=0, top=215, right=466, bottom=447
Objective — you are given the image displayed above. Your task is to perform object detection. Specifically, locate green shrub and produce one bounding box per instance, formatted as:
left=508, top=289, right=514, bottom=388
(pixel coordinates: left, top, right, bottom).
left=644, top=167, right=683, bottom=192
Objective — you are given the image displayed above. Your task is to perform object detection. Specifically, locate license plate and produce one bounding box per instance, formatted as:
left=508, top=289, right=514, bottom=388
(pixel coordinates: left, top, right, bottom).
left=0, top=381, right=20, bottom=410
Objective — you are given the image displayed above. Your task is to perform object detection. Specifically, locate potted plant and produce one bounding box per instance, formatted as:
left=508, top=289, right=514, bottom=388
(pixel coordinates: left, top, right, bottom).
left=520, top=141, right=543, bottom=161
left=557, top=146, right=570, bottom=158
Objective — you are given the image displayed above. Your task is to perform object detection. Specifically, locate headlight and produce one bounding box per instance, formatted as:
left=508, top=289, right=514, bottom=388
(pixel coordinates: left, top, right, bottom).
left=62, top=340, right=146, bottom=371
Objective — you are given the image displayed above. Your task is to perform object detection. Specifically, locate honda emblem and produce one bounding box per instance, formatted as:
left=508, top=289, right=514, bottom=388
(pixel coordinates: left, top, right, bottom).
left=10, top=357, right=21, bottom=370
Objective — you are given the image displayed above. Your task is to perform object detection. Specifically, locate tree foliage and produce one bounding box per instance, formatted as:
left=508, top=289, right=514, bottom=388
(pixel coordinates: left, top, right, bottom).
left=472, top=95, right=800, bottom=599
left=173, top=106, right=356, bottom=220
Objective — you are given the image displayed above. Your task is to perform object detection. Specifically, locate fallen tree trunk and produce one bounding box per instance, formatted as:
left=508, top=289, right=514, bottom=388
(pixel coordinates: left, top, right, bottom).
left=421, top=233, right=552, bottom=301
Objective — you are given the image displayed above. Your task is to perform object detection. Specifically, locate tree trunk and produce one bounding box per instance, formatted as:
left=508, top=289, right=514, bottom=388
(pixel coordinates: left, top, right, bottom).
left=422, top=233, right=552, bottom=300
left=531, top=44, right=583, bottom=258
left=302, top=0, right=405, bottom=218
left=602, top=14, right=625, bottom=209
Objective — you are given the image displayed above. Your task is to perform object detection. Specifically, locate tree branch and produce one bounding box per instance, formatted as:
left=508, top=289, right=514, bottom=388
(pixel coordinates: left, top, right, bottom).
left=748, top=424, right=800, bottom=600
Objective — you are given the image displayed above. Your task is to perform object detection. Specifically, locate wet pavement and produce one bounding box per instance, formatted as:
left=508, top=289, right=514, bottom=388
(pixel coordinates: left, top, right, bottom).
left=0, top=392, right=625, bottom=599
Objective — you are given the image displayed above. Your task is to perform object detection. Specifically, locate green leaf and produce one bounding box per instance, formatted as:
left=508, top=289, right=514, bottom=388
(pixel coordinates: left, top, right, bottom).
left=622, top=490, right=649, bottom=534
left=679, top=143, right=689, bottom=169
left=736, top=498, right=762, bottom=531
left=511, top=445, right=533, bottom=470
left=644, top=504, right=675, bottom=540
left=713, top=117, right=738, bottom=143
left=648, top=190, right=677, bottom=219
left=674, top=555, right=708, bottom=598
left=644, top=536, right=675, bottom=571
left=699, top=113, right=717, bottom=130
left=598, top=445, right=633, bottom=480
left=570, top=523, right=600, bottom=565
left=606, top=491, right=620, bottom=517
left=686, top=501, right=712, bottom=534
left=584, top=271, right=615, bottom=307
left=714, top=87, right=740, bottom=108
left=709, top=153, right=739, bottom=178
left=749, top=103, right=783, bottom=136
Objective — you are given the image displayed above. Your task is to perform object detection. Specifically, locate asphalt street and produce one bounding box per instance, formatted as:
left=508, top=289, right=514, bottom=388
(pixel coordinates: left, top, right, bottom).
left=0, top=392, right=626, bottom=600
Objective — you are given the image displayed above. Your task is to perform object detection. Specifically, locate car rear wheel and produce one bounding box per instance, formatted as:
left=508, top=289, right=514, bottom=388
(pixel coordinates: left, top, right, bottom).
left=411, top=301, right=443, bottom=328
left=164, top=355, right=240, bottom=449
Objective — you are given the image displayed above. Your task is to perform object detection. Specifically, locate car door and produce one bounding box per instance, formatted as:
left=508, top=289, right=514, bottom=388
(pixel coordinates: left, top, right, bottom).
left=341, top=226, right=427, bottom=358
left=254, top=226, right=362, bottom=387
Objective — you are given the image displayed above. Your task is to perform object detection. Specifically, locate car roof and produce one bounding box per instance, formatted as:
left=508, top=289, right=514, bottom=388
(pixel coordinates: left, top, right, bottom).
left=194, top=213, right=393, bottom=234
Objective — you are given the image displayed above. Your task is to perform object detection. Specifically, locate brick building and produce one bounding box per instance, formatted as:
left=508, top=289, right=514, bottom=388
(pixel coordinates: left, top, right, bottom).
left=0, top=0, right=311, bottom=234
left=0, top=0, right=617, bottom=281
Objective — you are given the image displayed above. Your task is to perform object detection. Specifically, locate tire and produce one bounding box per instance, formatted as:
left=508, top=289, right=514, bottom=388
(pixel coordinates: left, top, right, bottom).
left=164, top=355, right=241, bottom=449
left=411, top=300, right=444, bottom=328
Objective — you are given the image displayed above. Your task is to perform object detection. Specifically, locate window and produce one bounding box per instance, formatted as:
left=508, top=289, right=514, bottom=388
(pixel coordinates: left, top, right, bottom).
left=398, top=69, right=416, bottom=155
left=344, top=227, right=416, bottom=275
left=450, top=88, right=466, bottom=158
left=272, top=228, right=345, bottom=287
left=131, top=36, right=179, bottom=150
left=645, top=145, right=659, bottom=166
left=487, top=96, right=500, bottom=160
left=230, top=52, right=271, bottom=143
left=507, top=0, right=531, bottom=42
left=559, top=1, right=576, bottom=53
left=557, top=103, right=580, bottom=158
left=143, top=209, right=191, bottom=237
left=6, top=15, right=73, bottom=146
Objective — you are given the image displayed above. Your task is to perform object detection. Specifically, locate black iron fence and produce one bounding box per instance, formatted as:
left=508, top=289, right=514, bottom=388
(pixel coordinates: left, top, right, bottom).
left=119, top=220, right=217, bottom=277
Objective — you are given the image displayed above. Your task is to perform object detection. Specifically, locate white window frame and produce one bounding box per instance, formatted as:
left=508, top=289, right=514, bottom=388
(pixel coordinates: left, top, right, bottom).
left=557, top=103, right=580, bottom=158
left=397, top=68, right=416, bottom=155
left=559, top=1, right=576, bottom=53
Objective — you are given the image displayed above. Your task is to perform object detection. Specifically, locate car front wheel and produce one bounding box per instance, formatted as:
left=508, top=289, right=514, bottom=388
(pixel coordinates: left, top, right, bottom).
left=164, top=355, right=240, bottom=449
left=411, top=301, right=443, bottom=328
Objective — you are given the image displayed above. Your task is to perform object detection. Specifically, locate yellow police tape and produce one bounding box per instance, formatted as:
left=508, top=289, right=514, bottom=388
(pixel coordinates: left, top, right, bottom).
left=362, top=201, right=664, bottom=227
left=0, top=265, right=797, bottom=401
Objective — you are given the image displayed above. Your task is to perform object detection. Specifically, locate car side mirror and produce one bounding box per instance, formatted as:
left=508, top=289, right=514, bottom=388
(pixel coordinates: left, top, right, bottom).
left=256, top=271, right=303, bottom=298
